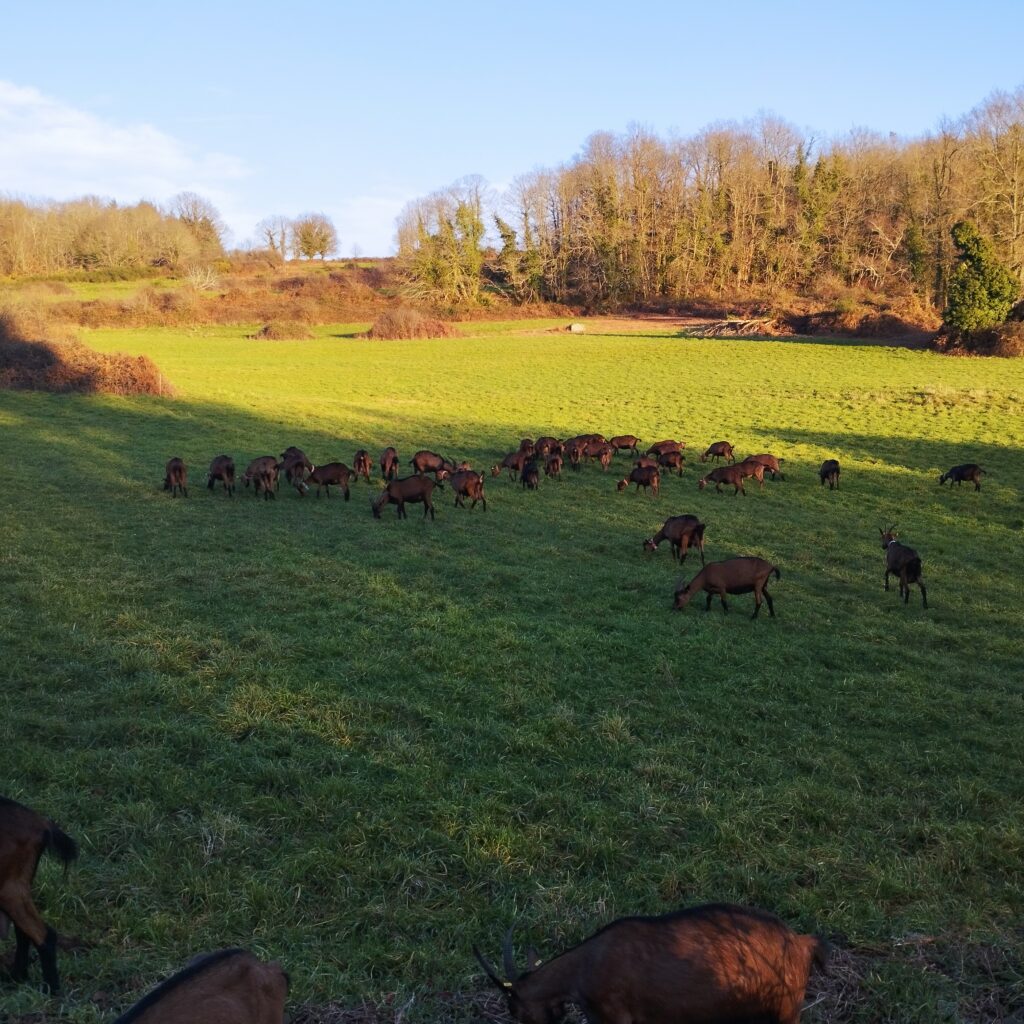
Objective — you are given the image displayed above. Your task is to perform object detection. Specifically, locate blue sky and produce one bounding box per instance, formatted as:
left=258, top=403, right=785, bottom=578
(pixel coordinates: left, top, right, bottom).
left=2, top=1, right=1021, bottom=255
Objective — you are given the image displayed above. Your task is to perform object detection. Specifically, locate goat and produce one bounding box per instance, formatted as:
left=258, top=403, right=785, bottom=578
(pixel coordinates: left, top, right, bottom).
left=880, top=526, right=927, bottom=608
left=277, top=452, right=312, bottom=495
left=207, top=455, right=235, bottom=497
left=698, top=461, right=765, bottom=495
left=0, top=796, right=78, bottom=993
left=700, top=441, right=735, bottom=464
left=609, top=434, right=641, bottom=456
left=646, top=439, right=684, bottom=456
left=819, top=459, right=841, bottom=490
left=582, top=440, right=615, bottom=471
left=353, top=450, right=372, bottom=483
left=939, top=463, right=985, bottom=491
left=492, top=450, right=530, bottom=481
left=475, top=903, right=826, bottom=1024
left=450, top=469, right=487, bottom=511
left=307, top=462, right=354, bottom=499
left=564, top=440, right=586, bottom=472
left=535, top=436, right=563, bottom=457
left=111, top=948, right=288, bottom=1024
left=643, top=515, right=705, bottom=564
left=372, top=474, right=438, bottom=520
left=242, top=457, right=279, bottom=499
left=617, top=465, right=660, bottom=497
left=518, top=438, right=536, bottom=457
left=657, top=450, right=685, bottom=476
left=633, top=456, right=659, bottom=470
left=744, top=452, right=784, bottom=479
left=163, top=457, right=187, bottom=497
left=410, top=450, right=455, bottom=478
left=380, top=446, right=399, bottom=481
left=565, top=433, right=605, bottom=446
left=521, top=461, right=540, bottom=490
left=675, top=557, right=780, bottom=617
left=544, top=454, right=563, bottom=479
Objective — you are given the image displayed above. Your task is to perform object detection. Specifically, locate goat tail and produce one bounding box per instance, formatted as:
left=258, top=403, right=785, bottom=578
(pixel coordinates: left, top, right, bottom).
left=772, top=565, right=781, bottom=580
left=44, top=823, right=79, bottom=872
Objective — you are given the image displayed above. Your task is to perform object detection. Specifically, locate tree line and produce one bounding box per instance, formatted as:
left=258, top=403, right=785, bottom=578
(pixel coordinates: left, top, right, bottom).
left=397, top=87, right=1024, bottom=312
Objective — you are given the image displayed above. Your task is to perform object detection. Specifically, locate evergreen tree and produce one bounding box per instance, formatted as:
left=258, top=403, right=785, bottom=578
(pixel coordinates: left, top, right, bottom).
left=943, top=221, right=1018, bottom=333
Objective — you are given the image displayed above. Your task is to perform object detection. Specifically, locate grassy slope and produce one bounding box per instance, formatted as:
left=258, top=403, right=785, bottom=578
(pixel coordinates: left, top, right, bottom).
left=1, top=322, right=1022, bottom=1021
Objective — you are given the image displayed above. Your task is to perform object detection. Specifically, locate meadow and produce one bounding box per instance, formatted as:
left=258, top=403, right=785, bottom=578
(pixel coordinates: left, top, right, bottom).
left=1, top=320, right=1022, bottom=1022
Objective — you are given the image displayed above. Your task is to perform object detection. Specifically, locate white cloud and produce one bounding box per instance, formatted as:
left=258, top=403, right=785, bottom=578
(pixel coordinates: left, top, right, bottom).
left=0, top=80, right=248, bottom=239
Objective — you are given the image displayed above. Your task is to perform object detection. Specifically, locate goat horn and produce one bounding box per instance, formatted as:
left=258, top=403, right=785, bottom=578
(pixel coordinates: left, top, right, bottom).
left=502, top=925, right=520, bottom=981
left=473, top=946, right=510, bottom=991
left=526, top=944, right=542, bottom=969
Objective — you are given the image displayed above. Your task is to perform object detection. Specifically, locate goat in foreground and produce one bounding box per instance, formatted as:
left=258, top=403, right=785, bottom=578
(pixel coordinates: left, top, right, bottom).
left=0, top=796, right=78, bottom=993
left=372, top=475, right=438, bottom=520
left=307, top=462, right=354, bottom=499
left=475, top=903, right=826, bottom=1024
left=163, top=457, right=187, bottom=497
left=880, top=526, right=927, bottom=607
left=674, top=557, right=780, bottom=617
left=617, top=465, right=660, bottom=497
left=207, top=455, right=235, bottom=496
left=643, top=515, right=705, bottom=564
left=939, top=464, right=985, bottom=491
left=111, top=948, right=288, bottom=1024
left=819, top=459, right=840, bottom=489
left=450, top=469, right=487, bottom=510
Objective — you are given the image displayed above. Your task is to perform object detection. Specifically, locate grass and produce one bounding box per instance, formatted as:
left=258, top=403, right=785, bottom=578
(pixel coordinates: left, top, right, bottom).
left=2, top=321, right=1023, bottom=1022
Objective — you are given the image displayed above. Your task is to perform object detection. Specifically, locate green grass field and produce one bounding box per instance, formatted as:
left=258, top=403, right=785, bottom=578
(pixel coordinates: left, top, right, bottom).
left=2, top=321, right=1023, bottom=1022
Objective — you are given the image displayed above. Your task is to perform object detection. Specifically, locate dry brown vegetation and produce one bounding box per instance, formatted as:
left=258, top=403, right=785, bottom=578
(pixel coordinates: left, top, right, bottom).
left=0, top=309, right=171, bottom=395
left=364, top=307, right=459, bottom=339
left=250, top=320, right=316, bottom=340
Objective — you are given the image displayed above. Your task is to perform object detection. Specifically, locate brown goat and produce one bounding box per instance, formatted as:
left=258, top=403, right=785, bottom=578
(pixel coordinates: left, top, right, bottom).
left=535, top=436, right=563, bottom=457
left=675, top=557, right=780, bottom=617
left=372, top=474, right=438, bottom=519
left=353, top=449, right=372, bottom=483
left=643, top=515, right=705, bottom=564
left=475, top=903, right=825, bottom=1024
left=0, top=796, right=78, bottom=993
left=277, top=452, right=313, bottom=495
left=163, top=457, right=187, bottom=497
left=698, top=461, right=765, bottom=495
left=492, top=450, right=530, bottom=481
left=582, top=440, right=615, bottom=470
left=410, top=450, right=455, bottom=477
left=617, top=465, right=660, bottom=497
left=939, top=463, right=985, bottom=491
left=646, top=439, right=684, bottom=456
left=700, top=441, right=735, bottom=464
left=521, top=460, right=540, bottom=490
left=206, top=455, right=235, bottom=496
left=608, top=434, right=641, bottom=456
left=379, top=446, right=399, bottom=481
left=880, top=526, right=927, bottom=608
left=111, top=948, right=288, bottom=1024
left=564, top=440, right=586, bottom=472
left=307, top=462, right=354, bottom=499
left=518, top=438, right=536, bottom=456
left=657, top=450, right=685, bottom=476
left=242, top=457, right=279, bottom=499
left=544, top=453, right=563, bottom=479
left=745, top=452, right=784, bottom=479
left=633, top=456, right=659, bottom=470
left=450, top=469, right=487, bottom=511
left=819, top=459, right=841, bottom=489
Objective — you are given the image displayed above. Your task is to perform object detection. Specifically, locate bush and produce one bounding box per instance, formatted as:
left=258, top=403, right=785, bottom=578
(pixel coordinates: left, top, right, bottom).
left=943, top=221, right=1019, bottom=334
left=250, top=320, right=315, bottom=341
left=364, top=308, right=458, bottom=339
left=0, top=309, right=172, bottom=394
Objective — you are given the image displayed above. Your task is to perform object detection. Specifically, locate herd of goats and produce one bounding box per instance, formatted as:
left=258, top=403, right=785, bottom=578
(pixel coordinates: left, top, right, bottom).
left=0, top=438, right=988, bottom=1022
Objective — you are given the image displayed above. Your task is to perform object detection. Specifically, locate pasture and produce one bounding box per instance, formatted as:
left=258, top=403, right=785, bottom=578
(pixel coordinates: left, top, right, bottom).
left=2, top=320, right=1023, bottom=1022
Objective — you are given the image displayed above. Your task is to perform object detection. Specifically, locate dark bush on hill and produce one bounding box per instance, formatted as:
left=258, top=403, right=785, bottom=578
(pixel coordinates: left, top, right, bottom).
left=0, top=310, right=172, bottom=394
left=364, top=308, right=458, bottom=339
left=250, top=320, right=316, bottom=340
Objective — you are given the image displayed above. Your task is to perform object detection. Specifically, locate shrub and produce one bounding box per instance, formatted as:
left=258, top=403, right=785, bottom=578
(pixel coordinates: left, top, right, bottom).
left=364, top=308, right=458, bottom=339
left=943, top=221, right=1019, bottom=334
left=0, top=309, right=172, bottom=394
left=250, top=320, right=315, bottom=341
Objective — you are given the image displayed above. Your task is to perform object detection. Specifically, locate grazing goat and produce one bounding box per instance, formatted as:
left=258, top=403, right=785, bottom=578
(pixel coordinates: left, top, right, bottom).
left=700, top=441, right=735, bottom=464
left=372, top=475, right=438, bottom=520
left=410, top=450, right=455, bottom=477
left=698, top=462, right=765, bottom=495
left=939, top=463, right=985, bottom=491
left=583, top=440, right=615, bottom=471
left=657, top=450, right=685, bottom=476
left=564, top=440, right=586, bottom=472
left=880, top=526, right=927, bottom=608
left=0, top=796, right=78, bottom=993
left=544, top=454, right=563, bottom=479
left=242, top=457, right=279, bottom=499
left=450, top=469, right=487, bottom=511
left=277, top=452, right=312, bottom=495
left=163, top=457, right=187, bottom=497
left=820, top=459, right=841, bottom=489
left=646, top=439, right=684, bottom=456
left=492, top=450, right=530, bottom=481
left=475, top=903, right=826, bottom=1024
left=111, top=948, right=288, bottom=1024
left=535, top=436, right=562, bottom=457
left=675, top=557, right=780, bottom=617
left=744, top=452, right=784, bottom=479
left=521, top=461, right=540, bottom=490
left=379, top=446, right=399, bottom=481
left=643, top=515, right=705, bottom=564
left=207, top=455, right=235, bottom=496
left=307, top=462, right=354, bottom=499
left=565, top=433, right=605, bottom=446
left=609, top=434, right=641, bottom=456
left=617, top=465, right=660, bottom=497
left=353, top=450, right=372, bottom=483
left=633, top=456, right=659, bottom=470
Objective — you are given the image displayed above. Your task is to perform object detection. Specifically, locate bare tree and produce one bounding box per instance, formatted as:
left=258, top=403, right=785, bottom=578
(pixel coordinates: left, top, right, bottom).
left=170, top=192, right=226, bottom=256
left=255, top=215, right=291, bottom=259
